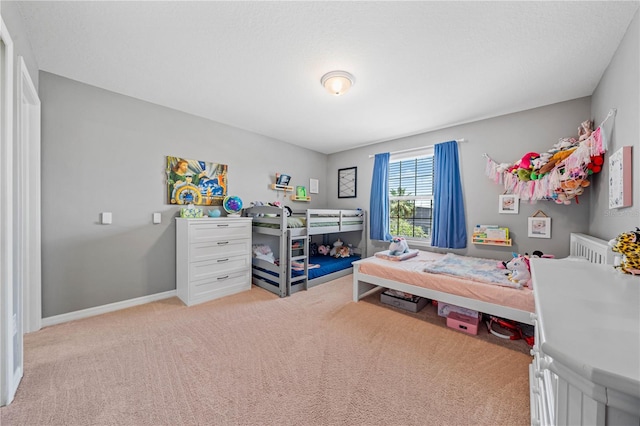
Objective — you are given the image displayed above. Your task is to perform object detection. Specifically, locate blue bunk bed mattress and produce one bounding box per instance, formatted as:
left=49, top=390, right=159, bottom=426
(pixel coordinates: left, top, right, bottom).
left=254, top=255, right=360, bottom=287
left=297, top=255, right=361, bottom=280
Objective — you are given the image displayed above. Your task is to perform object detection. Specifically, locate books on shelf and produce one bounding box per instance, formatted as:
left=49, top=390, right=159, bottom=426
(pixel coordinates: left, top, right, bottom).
left=472, top=225, right=511, bottom=245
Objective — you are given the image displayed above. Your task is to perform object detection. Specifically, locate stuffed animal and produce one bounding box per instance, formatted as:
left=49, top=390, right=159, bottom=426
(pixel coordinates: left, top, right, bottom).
left=318, top=244, right=330, bottom=255
left=335, top=245, right=351, bottom=258
left=389, top=236, right=410, bottom=256
left=609, top=229, right=640, bottom=275
left=578, top=120, right=594, bottom=141
left=505, top=256, right=531, bottom=287
left=330, top=239, right=343, bottom=257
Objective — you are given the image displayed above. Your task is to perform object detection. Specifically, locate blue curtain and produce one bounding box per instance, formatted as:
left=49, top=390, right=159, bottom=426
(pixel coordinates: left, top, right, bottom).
left=432, top=141, right=467, bottom=248
left=369, top=153, right=392, bottom=241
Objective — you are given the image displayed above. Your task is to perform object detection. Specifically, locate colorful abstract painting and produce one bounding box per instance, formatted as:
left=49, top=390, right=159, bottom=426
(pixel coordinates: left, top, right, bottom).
left=166, top=156, right=228, bottom=205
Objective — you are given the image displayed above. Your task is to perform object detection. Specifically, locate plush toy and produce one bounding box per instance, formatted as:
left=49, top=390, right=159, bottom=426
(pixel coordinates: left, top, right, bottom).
left=505, top=256, right=531, bottom=287
left=309, top=242, right=318, bottom=257
left=609, top=228, right=640, bottom=275
left=318, top=244, right=330, bottom=255
left=389, top=236, right=410, bottom=256
left=330, top=239, right=344, bottom=257
left=578, top=120, right=594, bottom=141
left=335, top=245, right=351, bottom=258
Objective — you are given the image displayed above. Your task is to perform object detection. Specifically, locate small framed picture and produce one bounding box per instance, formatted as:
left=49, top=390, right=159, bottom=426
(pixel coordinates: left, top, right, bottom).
left=499, top=194, right=519, bottom=214
left=528, top=217, right=551, bottom=238
left=309, top=178, right=319, bottom=194
left=338, top=167, right=357, bottom=198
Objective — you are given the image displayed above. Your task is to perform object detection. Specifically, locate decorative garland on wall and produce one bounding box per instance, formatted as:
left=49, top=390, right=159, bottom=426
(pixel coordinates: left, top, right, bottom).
left=484, top=109, right=616, bottom=205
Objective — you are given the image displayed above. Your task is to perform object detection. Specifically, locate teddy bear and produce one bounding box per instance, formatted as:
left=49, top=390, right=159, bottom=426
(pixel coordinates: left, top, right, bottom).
left=388, top=236, right=410, bottom=256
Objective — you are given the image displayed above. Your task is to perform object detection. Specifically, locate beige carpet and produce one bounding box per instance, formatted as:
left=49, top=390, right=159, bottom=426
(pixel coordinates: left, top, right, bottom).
left=1, top=275, right=531, bottom=426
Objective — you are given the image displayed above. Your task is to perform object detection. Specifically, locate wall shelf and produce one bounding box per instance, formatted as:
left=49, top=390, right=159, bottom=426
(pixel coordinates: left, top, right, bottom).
left=472, top=238, right=512, bottom=246
left=290, top=195, right=311, bottom=202
left=270, top=184, right=294, bottom=192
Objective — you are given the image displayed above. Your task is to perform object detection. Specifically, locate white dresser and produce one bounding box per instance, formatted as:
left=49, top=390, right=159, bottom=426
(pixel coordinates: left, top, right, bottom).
left=176, top=217, right=252, bottom=306
left=529, top=258, right=640, bottom=426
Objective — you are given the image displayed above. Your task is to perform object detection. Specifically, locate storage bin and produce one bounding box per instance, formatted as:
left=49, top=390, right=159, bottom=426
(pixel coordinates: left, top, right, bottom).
left=381, top=291, right=428, bottom=313
left=437, top=302, right=479, bottom=319
left=446, top=312, right=480, bottom=335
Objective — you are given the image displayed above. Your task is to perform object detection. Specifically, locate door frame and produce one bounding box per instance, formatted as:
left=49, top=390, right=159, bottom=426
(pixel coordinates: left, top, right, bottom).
left=0, top=16, right=18, bottom=406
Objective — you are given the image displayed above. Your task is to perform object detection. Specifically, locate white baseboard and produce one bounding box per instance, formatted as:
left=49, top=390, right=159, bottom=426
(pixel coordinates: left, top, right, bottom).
left=41, top=290, right=177, bottom=328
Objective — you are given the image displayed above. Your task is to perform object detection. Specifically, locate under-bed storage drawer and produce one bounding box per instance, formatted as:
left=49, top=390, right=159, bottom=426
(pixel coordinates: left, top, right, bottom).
left=176, top=217, right=252, bottom=306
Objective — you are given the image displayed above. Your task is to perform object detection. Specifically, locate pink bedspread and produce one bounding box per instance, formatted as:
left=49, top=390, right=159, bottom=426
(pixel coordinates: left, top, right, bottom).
left=357, top=250, right=534, bottom=313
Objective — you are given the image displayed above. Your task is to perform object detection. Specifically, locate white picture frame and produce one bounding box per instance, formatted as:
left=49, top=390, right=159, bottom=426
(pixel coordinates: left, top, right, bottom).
left=499, top=194, right=519, bottom=214
left=528, top=217, right=551, bottom=239
left=608, top=146, right=632, bottom=209
left=309, top=178, right=319, bottom=194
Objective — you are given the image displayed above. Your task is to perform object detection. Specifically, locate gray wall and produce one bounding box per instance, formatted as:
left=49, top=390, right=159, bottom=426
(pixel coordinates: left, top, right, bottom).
left=40, top=72, right=328, bottom=317
left=328, top=98, right=592, bottom=260
left=589, top=9, right=639, bottom=240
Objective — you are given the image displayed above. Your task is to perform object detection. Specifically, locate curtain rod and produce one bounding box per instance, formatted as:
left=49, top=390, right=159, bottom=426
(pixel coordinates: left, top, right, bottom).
left=368, top=138, right=466, bottom=158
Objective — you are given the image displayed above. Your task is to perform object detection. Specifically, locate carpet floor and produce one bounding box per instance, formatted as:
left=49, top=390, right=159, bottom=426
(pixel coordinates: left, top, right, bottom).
left=1, top=274, right=531, bottom=425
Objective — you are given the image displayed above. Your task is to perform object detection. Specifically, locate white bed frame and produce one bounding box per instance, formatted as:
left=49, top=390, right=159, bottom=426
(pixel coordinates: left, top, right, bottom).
left=353, top=233, right=613, bottom=325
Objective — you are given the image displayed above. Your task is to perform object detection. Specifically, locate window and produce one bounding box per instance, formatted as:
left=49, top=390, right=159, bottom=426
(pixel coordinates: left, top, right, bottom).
left=389, top=153, right=433, bottom=241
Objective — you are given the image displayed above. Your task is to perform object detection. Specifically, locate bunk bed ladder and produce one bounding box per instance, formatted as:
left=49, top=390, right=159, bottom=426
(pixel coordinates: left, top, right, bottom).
left=287, top=232, right=309, bottom=295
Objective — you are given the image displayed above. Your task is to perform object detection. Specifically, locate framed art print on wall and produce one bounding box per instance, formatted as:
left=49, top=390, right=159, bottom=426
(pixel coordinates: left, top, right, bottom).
left=608, top=146, right=632, bottom=209
left=499, top=194, right=519, bottom=214
left=528, top=216, right=551, bottom=239
left=338, top=167, right=357, bottom=198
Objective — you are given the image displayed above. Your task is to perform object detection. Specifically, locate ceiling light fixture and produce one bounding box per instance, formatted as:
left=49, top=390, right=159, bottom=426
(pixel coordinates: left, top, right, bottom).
left=321, top=70, right=355, bottom=96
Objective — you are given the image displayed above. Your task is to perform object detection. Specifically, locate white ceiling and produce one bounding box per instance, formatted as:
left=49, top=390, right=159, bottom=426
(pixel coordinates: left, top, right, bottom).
left=14, top=1, right=639, bottom=155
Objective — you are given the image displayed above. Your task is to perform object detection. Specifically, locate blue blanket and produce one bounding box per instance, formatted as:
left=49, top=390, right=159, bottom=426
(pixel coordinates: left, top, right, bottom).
left=423, top=253, right=521, bottom=289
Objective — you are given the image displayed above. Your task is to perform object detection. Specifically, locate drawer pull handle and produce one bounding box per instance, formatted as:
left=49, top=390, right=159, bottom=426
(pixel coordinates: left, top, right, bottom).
left=217, top=241, right=229, bottom=245
left=217, top=258, right=229, bottom=263
left=217, top=275, right=229, bottom=280
left=217, top=224, right=229, bottom=227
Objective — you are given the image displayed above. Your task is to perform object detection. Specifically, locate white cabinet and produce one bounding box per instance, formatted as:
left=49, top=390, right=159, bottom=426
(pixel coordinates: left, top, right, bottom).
left=530, top=258, right=640, bottom=426
left=176, top=217, right=252, bottom=306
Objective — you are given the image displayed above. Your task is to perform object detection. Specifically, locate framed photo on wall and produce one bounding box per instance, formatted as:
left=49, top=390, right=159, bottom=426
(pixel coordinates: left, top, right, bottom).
left=528, top=216, right=551, bottom=239
left=499, top=194, right=519, bottom=214
left=338, top=167, right=357, bottom=198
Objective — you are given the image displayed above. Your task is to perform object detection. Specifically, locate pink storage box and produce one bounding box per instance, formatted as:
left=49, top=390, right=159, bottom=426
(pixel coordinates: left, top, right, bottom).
left=446, top=312, right=480, bottom=335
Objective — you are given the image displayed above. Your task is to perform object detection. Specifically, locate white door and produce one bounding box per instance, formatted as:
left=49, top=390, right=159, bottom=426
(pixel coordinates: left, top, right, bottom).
left=0, top=17, right=20, bottom=407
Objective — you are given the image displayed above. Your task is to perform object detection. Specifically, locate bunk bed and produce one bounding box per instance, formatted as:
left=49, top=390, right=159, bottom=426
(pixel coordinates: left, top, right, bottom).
left=245, top=205, right=366, bottom=297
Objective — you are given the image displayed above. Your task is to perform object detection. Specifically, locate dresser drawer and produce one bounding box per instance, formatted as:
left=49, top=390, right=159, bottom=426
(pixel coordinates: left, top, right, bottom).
left=189, top=255, right=250, bottom=281
left=191, top=269, right=251, bottom=299
left=189, top=222, right=251, bottom=242
left=189, top=238, right=251, bottom=262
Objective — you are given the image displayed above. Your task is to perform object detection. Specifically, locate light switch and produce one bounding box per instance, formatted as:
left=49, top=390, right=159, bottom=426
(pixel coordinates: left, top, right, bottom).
left=101, top=212, right=112, bottom=225
left=153, top=212, right=161, bottom=224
